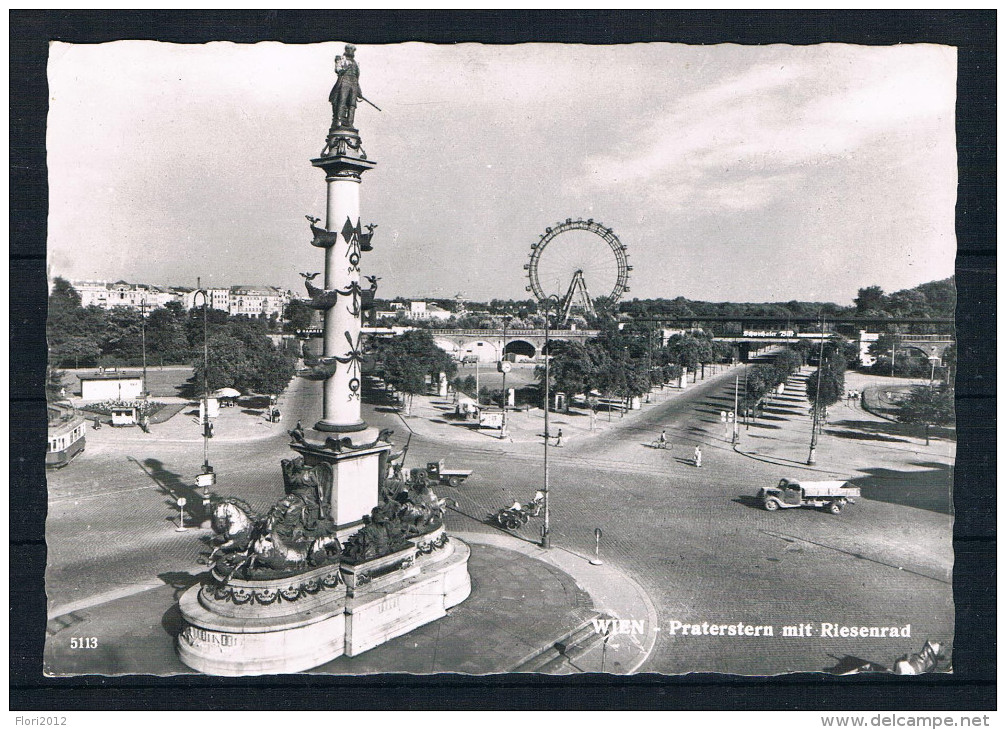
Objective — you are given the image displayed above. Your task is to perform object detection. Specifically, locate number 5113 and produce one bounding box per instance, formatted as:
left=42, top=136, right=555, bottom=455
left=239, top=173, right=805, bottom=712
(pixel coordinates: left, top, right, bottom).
left=70, top=637, right=97, bottom=649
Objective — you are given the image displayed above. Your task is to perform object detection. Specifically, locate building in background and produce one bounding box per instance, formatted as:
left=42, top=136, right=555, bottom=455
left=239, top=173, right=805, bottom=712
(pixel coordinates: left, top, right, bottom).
left=375, top=300, right=452, bottom=322
left=64, top=278, right=291, bottom=318
left=73, top=280, right=176, bottom=310
left=228, top=285, right=290, bottom=318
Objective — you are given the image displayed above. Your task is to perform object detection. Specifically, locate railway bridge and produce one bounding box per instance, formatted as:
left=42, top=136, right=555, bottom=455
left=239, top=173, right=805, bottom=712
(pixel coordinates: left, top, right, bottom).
left=426, top=328, right=600, bottom=363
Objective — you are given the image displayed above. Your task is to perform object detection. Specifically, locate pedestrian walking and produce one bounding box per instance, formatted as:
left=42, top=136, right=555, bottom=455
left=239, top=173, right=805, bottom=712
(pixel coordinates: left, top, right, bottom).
left=554, top=428, right=563, bottom=447
left=694, top=445, right=703, bottom=468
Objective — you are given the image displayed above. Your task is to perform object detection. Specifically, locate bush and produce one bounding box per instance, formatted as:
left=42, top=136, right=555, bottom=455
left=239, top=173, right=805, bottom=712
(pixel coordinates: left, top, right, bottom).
left=82, top=399, right=164, bottom=418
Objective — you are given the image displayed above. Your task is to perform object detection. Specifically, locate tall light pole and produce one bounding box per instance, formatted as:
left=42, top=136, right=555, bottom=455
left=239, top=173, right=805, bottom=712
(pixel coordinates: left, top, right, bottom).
left=646, top=323, right=654, bottom=402
left=890, top=330, right=898, bottom=378
left=499, top=316, right=511, bottom=438
left=743, top=366, right=750, bottom=430
left=732, top=374, right=739, bottom=445
left=193, top=284, right=215, bottom=503
left=807, top=316, right=827, bottom=466
left=540, top=294, right=560, bottom=549
left=140, top=297, right=148, bottom=397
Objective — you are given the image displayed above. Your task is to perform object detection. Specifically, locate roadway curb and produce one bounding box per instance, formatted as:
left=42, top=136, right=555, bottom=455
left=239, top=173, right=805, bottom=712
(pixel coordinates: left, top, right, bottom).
left=453, top=530, right=659, bottom=673
left=731, top=442, right=852, bottom=477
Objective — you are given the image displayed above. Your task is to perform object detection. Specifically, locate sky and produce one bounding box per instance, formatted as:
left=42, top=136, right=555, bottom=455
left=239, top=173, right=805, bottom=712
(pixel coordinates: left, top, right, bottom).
left=47, top=41, right=958, bottom=305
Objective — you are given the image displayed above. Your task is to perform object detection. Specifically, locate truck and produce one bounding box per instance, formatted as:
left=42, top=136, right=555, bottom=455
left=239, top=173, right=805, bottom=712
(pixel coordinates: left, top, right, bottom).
left=426, top=460, right=473, bottom=488
left=758, top=478, right=861, bottom=514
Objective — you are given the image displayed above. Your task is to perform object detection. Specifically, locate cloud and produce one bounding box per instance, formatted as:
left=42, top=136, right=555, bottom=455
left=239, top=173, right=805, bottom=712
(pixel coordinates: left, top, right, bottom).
left=574, top=45, right=956, bottom=215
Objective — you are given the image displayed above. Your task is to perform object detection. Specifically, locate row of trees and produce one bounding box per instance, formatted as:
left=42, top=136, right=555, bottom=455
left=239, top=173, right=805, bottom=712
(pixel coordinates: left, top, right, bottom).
left=804, top=340, right=854, bottom=423
left=617, top=277, right=955, bottom=324
left=366, top=324, right=738, bottom=415
left=538, top=327, right=735, bottom=413
left=737, top=349, right=804, bottom=414
left=48, top=278, right=296, bottom=396
left=853, top=278, right=955, bottom=319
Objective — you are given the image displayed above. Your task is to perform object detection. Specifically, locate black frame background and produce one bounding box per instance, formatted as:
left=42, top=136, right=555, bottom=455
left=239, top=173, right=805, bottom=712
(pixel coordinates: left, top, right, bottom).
left=10, top=10, right=995, bottom=711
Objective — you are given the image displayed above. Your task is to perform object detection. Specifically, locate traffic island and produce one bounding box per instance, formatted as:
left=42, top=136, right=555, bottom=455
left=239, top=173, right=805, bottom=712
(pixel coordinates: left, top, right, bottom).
left=44, top=542, right=616, bottom=676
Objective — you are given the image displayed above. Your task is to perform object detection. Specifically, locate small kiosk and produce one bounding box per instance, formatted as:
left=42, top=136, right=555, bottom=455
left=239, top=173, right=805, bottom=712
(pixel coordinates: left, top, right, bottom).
left=111, top=405, right=139, bottom=427
left=478, top=407, right=504, bottom=430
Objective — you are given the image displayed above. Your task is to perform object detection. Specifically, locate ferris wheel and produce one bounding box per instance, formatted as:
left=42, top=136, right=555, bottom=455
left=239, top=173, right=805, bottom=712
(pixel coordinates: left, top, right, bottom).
left=524, top=218, right=631, bottom=323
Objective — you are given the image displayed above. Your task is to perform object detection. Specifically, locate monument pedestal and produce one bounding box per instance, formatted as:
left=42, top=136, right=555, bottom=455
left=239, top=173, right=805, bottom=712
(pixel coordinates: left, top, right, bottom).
left=342, top=529, right=471, bottom=656
left=177, top=563, right=347, bottom=676
left=177, top=533, right=472, bottom=675
left=290, top=426, right=392, bottom=533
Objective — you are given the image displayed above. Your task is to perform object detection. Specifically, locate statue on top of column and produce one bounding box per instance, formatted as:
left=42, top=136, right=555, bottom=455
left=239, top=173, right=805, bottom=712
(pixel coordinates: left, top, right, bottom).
left=330, top=44, right=363, bottom=130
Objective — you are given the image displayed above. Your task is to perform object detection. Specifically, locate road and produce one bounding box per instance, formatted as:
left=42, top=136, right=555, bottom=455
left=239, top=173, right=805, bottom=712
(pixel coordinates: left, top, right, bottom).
left=45, top=366, right=953, bottom=674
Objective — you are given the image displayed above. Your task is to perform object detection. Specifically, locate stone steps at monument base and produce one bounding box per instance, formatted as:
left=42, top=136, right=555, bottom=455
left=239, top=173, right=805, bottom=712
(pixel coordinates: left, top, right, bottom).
left=507, top=609, right=610, bottom=673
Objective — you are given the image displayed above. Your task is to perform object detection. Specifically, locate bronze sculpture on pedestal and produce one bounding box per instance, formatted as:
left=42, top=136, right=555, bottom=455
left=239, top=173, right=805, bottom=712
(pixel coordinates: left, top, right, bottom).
left=330, top=44, right=362, bottom=130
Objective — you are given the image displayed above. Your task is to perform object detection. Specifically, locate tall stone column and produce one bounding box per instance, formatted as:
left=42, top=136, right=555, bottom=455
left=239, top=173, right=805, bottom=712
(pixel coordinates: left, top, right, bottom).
left=311, top=130, right=375, bottom=433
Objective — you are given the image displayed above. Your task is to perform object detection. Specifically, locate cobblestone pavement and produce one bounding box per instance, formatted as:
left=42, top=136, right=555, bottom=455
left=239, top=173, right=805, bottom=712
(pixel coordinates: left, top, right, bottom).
left=45, top=363, right=954, bottom=675
left=44, top=543, right=608, bottom=676
left=43, top=538, right=659, bottom=675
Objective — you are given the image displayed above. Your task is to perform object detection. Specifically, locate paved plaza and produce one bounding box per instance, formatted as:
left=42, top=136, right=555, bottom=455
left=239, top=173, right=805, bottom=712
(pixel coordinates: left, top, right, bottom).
left=45, top=360, right=954, bottom=675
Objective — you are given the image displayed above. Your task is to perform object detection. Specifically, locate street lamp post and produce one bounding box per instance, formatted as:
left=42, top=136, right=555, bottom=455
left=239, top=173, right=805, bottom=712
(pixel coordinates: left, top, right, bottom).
left=193, top=285, right=215, bottom=512
left=807, top=317, right=827, bottom=466
left=540, top=294, right=560, bottom=549
left=732, top=374, right=739, bottom=445
left=500, top=316, right=511, bottom=439
left=140, top=298, right=148, bottom=397
left=646, top=323, right=653, bottom=403
left=743, top=366, right=750, bottom=430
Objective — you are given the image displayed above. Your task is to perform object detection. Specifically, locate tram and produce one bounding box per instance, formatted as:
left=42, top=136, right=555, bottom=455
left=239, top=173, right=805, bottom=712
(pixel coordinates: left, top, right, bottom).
left=46, top=403, right=86, bottom=468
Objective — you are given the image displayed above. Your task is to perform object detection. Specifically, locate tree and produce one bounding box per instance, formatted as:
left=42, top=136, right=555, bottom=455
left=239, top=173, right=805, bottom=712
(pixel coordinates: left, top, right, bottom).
left=542, top=341, right=597, bottom=412
left=806, top=358, right=845, bottom=424
left=192, top=333, right=248, bottom=393
left=283, top=298, right=315, bottom=333
left=191, top=328, right=294, bottom=396
left=942, top=343, right=956, bottom=384
left=868, top=333, right=896, bottom=360
left=53, top=335, right=102, bottom=369
left=46, top=364, right=65, bottom=400
left=854, top=285, right=886, bottom=313
left=771, top=348, right=802, bottom=384
left=244, top=345, right=296, bottom=396
left=163, top=300, right=186, bottom=320
left=47, top=278, right=93, bottom=362
left=146, top=307, right=190, bottom=363
left=665, top=333, right=712, bottom=377
left=377, top=330, right=456, bottom=411
left=897, top=385, right=955, bottom=444
left=99, top=308, right=144, bottom=364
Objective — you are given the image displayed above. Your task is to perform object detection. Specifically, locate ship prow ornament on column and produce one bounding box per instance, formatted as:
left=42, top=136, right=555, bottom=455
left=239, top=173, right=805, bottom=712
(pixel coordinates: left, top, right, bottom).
left=177, top=46, right=471, bottom=676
